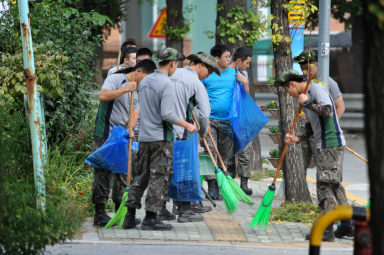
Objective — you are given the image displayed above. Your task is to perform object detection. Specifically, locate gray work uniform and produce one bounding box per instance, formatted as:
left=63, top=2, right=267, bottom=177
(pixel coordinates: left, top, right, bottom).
left=126, top=70, right=180, bottom=213
left=92, top=73, right=139, bottom=206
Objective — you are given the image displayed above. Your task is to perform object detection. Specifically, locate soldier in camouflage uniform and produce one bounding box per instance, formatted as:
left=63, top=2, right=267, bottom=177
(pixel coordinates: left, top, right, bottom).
left=277, top=69, right=349, bottom=242
left=92, top=59, right=157, bottom=227
left=123, top=48, right=197, bottom=231
left=229, top=47, right=255, bottom=195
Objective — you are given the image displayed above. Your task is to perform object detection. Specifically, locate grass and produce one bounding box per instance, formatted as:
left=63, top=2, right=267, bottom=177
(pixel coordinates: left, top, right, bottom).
left=250, top=169, right=283, bottom=181
left=270, top=201, right=320, bottom=223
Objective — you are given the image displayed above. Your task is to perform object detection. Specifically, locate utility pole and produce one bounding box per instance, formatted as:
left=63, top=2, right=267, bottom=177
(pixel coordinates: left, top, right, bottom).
left=18, top=0, right=46, bottom=210
left=318, top=0, right=331, bottom=86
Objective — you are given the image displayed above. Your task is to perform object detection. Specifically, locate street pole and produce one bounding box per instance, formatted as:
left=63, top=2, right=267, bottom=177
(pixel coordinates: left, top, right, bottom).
left=318, top=0, right=331, bottom=87
left=18, top=0, right=46, bottom=210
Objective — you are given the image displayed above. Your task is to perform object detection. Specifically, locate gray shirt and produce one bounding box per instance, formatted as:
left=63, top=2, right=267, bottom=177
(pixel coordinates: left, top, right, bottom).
left=107, top=65, right=126, bottom=77
left=304, top=82, right=345, bottom=148
left=328, top=77, right=342, bottom=100
left=137, top=69, right=180, bottom=142
left=170, top=67, right=211, bottom=139
left=94, top=73, right=138, bottom=138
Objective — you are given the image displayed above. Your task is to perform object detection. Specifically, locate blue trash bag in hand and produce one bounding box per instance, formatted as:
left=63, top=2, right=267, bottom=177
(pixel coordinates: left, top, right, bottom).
left=167, top=132, right=203, bottom=202
left=231, top=81, right=269, bottom=155
left=85, top=126, right=138, bottom=174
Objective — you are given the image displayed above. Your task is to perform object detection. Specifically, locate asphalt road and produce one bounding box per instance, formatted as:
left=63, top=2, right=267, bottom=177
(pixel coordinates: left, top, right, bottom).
left=46, top=242, right=353, bottom=255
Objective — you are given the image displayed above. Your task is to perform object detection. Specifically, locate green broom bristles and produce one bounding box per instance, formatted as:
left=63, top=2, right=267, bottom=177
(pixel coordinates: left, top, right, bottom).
left=225, top=173, right=254, bottom=205
left=216, top=167, right=238, bottom=214
left=250, top=184, right=275, bottom=230
left=105, top=186, right=129, bottom=228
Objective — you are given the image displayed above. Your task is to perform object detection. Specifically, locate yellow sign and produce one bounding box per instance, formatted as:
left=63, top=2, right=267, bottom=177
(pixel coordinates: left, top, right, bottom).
left=148, top=8, right=167, bottom=38
left=288, top=0, right=305, bottom=25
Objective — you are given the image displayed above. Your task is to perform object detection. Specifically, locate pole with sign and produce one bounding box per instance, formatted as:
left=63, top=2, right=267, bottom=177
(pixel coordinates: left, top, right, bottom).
left=318, top=0, right=331, bottom=87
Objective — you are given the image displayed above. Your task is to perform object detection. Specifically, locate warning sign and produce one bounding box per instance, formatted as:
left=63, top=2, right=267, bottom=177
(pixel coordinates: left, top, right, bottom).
left=288, top=0, right=305, bottom=25
left=148, top=8, right=167, bottom=38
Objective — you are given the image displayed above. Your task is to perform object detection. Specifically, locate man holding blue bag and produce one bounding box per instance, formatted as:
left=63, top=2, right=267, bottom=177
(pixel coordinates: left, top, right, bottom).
left=92, top=59, right=157, bottom=227
left=167, top=52, right=220, bottom=223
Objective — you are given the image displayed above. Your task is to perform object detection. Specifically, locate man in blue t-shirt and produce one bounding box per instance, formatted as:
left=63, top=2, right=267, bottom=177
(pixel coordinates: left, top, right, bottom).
left=201, top=44, right=237, bottom=200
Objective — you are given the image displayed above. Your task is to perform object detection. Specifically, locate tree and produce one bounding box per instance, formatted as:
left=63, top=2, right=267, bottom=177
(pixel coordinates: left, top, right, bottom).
left=270, top=0, right=311, bottom=202
left=363, top=1, right=384, bottom=253
left=215, top=0, right=268, bottom=172
left=165, top=0, right=187, bottom=55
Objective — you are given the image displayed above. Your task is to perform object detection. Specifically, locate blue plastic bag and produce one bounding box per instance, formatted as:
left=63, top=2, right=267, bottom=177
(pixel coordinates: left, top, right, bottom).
left=85, top=126, right=138, bottom=174
left=231, top=81, right=269, bottom=155
left=167, top=132, right=203, bottom=201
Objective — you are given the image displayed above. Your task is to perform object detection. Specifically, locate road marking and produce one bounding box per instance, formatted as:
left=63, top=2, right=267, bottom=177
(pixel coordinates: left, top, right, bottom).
left=306, top=177, right=368, bottom=206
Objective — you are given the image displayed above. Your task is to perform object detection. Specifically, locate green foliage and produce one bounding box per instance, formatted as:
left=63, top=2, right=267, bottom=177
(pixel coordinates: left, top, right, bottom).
left=269, top=126, right=281, bottom=134
left=269, top=148, right=280, bottom=158
left=0, top=0, right=106, bottom=142
left=306, top=0, right=363, bottom=30
left=250, top=169, right=282, bottom=181
left=216, top=5, right=268, bottom=46
left=266, top=100, right=278, bottom=109
left=164, top=4, right=195, bottom=40
left=0, top=42, right=71, bottom=102
left=369, top=2, right=384, bottom=28
left=270, top=201, right=319, bottom=223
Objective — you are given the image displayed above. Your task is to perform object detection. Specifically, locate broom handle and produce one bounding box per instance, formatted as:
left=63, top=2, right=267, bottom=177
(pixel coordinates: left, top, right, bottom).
left=272, top=74, right=313, bottom=184
left=191, top=112, right=219, bottom=168
left=346, top=146, right=368, bottom=163
left=127, top=72, right=135, bottom=184
left=116, top=51, right=121, bottom=72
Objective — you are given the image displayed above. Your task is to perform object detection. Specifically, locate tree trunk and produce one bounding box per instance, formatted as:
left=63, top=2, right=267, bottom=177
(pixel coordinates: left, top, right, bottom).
left=165, top=0, right=184, bottom=54
left=351, top=13, right=364, bottom=93
left=363, top=1, right=384, bottom=253
left=216, top=0, right=263, bottom=173
left=271, top=0, right=310, bottom=202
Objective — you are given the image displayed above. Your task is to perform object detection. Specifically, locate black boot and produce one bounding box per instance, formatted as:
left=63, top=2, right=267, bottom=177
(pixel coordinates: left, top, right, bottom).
left=158, top=204, right=176, bottom=221
left=213, top=181, right=223, bottom=200
left=122, top=207, right=142, bottom=229
left=115, top=202, right=121, bottom=213
left=93, top=204, right=111, bottom=227
left=335, top=220, right=354, bottom=238
left=240, top=177, right=253, bottom=195
left=141, top=211, right=173, bottom=231
left=191, top=201, right=212, bottom=213
left=322, top=224, right=335, bottom=242
left=305, top=224, right=335, bottom=242
left=177, top=202, right=204, bottom=223
left=207, top=180, right=216, bottom=200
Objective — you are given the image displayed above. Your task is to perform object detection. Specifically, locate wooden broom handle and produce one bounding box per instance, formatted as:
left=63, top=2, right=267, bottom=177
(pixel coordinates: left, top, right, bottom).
left=191, top=112, right=218, bottom=168
left=346, top=146, right=368, bottom=163
left=127, top=72, right=135, bottom=184
left=272, top=74, right=313, bottom=184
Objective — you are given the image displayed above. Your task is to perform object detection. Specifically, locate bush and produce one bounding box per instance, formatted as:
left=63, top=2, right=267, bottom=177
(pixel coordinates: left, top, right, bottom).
left=270, top=202, right=319, bottom=223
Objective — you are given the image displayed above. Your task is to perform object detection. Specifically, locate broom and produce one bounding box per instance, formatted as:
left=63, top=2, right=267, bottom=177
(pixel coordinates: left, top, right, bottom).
left=105, top=73, right=135, bottom=228
left=192, top=113, right=254, bottom=205
left=250, top=73, right=313, bottom=230
left=193, top=114, right=238, bottom=214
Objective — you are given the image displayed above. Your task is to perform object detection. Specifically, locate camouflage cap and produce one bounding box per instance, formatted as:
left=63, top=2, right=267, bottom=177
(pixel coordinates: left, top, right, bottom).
left=152, top=47, right=185, bottom=62
left=293, top=50, right=317, bottom=64
left=186, top=52, right=221, bottom=76
left=274, top=69, right=307, bottom=87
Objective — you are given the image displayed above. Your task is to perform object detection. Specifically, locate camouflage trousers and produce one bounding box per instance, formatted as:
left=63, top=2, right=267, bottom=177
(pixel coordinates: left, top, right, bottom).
left=202, top=118, right=235, bottom=181
left=315, top=146, right=349, bottom=212
left=300, top=128, right=317, bottom=176
left=235, top=142, right=253, bottom=178
left=125, top=141, right=173, bottom=213
left=92, top=136, right=134, bottom=205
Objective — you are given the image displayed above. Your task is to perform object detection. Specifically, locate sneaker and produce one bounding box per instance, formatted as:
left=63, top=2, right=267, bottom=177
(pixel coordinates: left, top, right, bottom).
left=177, top=210, right=204, bottom=223
left=305, top=225, right=335, bottom=242
left=191, top=202, right=212, bottom=213
left=335, top=221, right=354, bottom=238
left=158, top=206, right=176, bottom=221
left=141, top=218, right=173, bottom=231
left=94, top=213, right=111, bottom=227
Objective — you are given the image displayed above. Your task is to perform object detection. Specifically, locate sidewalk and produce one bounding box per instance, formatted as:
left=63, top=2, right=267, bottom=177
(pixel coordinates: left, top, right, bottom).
left=73, top=178, right=353, bottom=246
